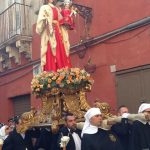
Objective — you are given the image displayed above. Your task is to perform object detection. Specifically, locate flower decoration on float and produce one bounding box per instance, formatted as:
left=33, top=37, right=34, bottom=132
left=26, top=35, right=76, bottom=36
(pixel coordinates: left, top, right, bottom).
left=31, top=67, right=94, bottom=97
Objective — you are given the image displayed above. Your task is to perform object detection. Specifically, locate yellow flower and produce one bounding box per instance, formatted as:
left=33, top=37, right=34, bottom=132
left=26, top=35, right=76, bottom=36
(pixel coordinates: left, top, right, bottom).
left=56, top=79, right=61, bottom=84
left=47, top=84, right=51, bottom=88
left=40, top=85, right=43, bottom=88
left=82, top=76, right=86, bottom=80
left=48, top=79, right=52, bottom=83
left=66, top=80, right=70, bottom=84
left=48, top=73, right=54, bottom=77
left=52, top=76, right=56, bottom=80
left=36, top=88, right=40, bottom=91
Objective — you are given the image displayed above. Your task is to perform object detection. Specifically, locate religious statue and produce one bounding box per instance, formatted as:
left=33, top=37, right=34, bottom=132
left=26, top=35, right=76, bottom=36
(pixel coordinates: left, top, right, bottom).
left=36, top=0, right=72, bottom=71
left=59, top=0, right=77, bottom=30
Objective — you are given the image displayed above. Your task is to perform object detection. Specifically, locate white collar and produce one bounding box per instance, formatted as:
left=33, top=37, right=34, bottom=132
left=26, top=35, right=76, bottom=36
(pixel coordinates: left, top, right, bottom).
left=81, top=108, right=101, bottom=137
left=137, top=119, right=150, bottom=125
left=81, top=124, right=98, bottom=136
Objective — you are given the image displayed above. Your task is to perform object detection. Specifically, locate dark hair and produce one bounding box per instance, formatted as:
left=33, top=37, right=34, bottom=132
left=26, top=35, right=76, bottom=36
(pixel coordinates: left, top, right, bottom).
left=140, top=100, right=147, bottom=104
left=8, top=118, right=14, bottom=123
left=13, top=116, right=20, bottom=124
left=117, top=105, right=128, bottom=112
left=64, top=112, right=74, bottom=121
left=0, top=123, right=4, bottom=128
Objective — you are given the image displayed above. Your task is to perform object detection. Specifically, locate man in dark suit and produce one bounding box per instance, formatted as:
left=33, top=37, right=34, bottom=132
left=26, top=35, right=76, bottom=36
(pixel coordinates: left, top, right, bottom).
left=57, top=113, right=81, bottom=150
left=2, top=117, right=34, bottom=150
left=111, top=105, right=131, bottom=150
left=35, top=127, right=59, bottom=150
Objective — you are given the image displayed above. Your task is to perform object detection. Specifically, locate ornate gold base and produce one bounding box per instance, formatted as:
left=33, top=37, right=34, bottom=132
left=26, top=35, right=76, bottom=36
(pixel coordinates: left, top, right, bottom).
left=20, top=90, right=90, bottom=133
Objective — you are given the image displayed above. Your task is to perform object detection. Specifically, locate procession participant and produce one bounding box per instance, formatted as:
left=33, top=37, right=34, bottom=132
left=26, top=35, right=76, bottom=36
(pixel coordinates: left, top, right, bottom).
left=129, top=103, right=150, bottom=150
left=111, top=105, right=131, bottom=150
left=0, top=125, right=11, bottom=141
left=57, top=113, right=81, bottom=150
left=2, top=117, right=34, bottom=150
left=81, top=107, right=123, bottom=150
left=7, top=119, right=15, bottom=131
left=35, top=127, right=59, bottom=150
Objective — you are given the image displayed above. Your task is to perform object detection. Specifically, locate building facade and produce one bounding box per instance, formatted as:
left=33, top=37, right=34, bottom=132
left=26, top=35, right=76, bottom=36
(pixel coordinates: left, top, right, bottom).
left=0, top=0, right=150, bottom=122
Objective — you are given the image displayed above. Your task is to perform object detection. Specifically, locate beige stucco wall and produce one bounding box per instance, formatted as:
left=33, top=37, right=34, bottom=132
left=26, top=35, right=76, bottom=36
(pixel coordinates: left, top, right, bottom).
left=0, top=0, right=43, bottom=26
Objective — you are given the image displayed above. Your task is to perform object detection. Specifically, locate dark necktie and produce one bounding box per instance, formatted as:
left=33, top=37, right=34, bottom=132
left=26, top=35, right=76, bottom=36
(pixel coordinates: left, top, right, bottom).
left=70, top=129, right=77, bottom=134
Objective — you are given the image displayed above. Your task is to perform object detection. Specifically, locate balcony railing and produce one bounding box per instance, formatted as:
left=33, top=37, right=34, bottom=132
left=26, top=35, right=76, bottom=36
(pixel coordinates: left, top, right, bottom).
left=0, top=2, right=32, bottom=48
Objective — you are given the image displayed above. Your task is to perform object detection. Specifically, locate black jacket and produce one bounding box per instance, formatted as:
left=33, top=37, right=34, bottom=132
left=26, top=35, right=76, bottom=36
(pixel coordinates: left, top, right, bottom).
left=35, top=128, right=59, bottom=150
left=2, top=129, right=34, bottom=150
left=111, top=118, right=132, bottom=150
left=129, top=120, right=150, bottom=150
left=81, top=128, right=123, bottom=150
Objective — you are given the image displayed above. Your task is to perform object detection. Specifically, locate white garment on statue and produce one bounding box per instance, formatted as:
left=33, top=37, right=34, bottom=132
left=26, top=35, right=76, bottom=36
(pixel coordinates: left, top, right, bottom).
left=138, top=103, right=150, bottom=113
left=72, top=132, right=81, bottom=150
left=81, top=107, right=101, bottom=137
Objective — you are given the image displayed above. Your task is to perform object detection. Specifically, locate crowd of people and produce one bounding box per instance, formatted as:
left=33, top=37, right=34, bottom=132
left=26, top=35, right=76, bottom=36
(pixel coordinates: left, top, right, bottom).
left=0, top=102, right=150, bottom=150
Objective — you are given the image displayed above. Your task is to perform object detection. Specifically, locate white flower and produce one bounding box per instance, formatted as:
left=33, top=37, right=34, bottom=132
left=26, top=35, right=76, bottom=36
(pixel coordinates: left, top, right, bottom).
left=60, top=136, right=70, bottom=148
left=0, top=139, right=3, bottom=145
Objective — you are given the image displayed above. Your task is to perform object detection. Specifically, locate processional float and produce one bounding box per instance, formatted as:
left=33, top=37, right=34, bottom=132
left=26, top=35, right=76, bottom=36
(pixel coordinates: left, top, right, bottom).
left=19, top=68, right=93, bottom=133
left=17, top=0, right=117, bottom=135
left=20, top=66, right=116, bottom=134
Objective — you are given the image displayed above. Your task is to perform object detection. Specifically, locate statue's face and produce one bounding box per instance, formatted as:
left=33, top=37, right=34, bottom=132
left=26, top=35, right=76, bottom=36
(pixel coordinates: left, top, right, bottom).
left=48, top=0, right=54, bottom=3
left=65, top=3, right=70, bottom=9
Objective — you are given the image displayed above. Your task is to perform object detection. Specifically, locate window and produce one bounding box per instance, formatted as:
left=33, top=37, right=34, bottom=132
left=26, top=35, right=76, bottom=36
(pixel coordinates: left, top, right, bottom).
left=12, top=94, right=31, bottom=116
left=116, top=65, right=150, bottom=113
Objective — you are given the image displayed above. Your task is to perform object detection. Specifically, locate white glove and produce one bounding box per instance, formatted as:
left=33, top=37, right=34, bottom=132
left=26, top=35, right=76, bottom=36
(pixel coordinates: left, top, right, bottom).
left=60, top=136, right=70, bottom=148
left=76, top=122, right=84, bottom=130
left=122, top=113, right=130, bottom=118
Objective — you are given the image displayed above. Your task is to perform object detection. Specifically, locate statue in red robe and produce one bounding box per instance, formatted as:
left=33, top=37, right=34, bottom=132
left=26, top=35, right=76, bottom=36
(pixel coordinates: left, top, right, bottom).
left=36, top=0, right=72, bottom=72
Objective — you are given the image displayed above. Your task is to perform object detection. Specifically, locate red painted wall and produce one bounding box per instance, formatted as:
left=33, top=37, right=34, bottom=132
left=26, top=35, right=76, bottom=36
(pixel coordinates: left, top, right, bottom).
left=74, top=0, right=150, bottom=37
left=0, top=66, right=33, bottom=122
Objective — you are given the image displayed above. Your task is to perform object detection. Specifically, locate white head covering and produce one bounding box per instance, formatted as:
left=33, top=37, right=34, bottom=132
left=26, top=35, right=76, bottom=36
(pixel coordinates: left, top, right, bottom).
left=0, top=125, right=8, bottom=140
left=138, top=103, right=150, bottom=113
left=81, top=108, right=101, bottom=137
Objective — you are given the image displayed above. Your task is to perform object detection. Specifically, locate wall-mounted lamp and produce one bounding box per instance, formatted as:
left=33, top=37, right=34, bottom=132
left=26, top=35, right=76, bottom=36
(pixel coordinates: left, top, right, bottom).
left=84, top=57, right=96, bottom=73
